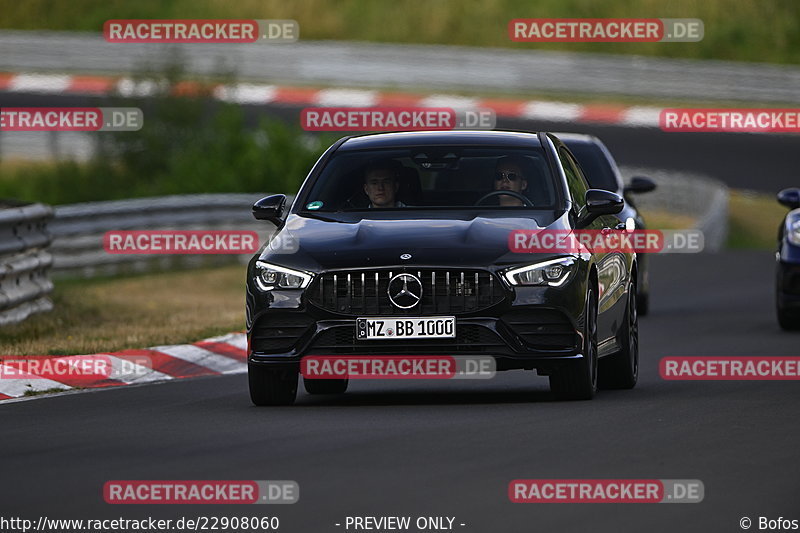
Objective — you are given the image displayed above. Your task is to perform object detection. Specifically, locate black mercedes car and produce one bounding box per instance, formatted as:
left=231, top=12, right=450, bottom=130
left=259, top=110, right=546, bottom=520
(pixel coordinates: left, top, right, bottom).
left=556, top=133, right=656, bottom=315
left=246, top=131, right=640, bottom=405
left=776, top=187, right=800, bottom=330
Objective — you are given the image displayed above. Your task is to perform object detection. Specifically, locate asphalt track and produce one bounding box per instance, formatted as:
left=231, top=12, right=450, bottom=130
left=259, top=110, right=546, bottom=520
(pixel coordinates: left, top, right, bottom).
left=2, top=250, right=799, bottom=532
left=2, top=91, right=800, bottom=192
left=2, top=89, right=800, bottom=531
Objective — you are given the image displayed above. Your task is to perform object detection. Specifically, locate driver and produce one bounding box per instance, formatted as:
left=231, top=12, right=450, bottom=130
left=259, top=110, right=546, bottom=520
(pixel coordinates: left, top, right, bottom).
left=493, top=155, right=530, bottom=206
left=363, top=160, right=407, bottom=208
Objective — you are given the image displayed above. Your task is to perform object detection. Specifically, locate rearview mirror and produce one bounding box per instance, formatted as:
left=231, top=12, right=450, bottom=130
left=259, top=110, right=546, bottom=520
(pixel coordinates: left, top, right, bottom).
left=577, top=189, right=624, bottom=229
left=624, top=176, right=657, bottom=195
left=253, top=194, right=287, bottom=227
left=777, top=188, right=800, bottom=209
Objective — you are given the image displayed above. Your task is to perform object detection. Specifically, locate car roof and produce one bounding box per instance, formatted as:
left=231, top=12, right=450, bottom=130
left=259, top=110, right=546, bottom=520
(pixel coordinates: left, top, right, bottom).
left=338, top=130, right=545, bottom=151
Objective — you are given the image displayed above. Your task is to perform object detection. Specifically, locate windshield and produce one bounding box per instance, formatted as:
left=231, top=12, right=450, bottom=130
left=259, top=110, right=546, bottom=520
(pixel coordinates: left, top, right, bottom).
left=301, top=146, right=557, bottom=212
left=565, top=142, right=621, bottom=192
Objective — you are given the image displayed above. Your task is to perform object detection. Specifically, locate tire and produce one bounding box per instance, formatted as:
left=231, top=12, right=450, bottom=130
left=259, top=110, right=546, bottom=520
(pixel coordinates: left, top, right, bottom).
left=248, top=363, right=298, bottom=406
left=550, top=287, right=598, bottom=400
left=637, top=291, right=649, bottom=317
left=776, top=264, right=800, bottom=330
left=303, top=377, right=349, bottom=394
left=599, top=282, right=639, bottom=389
left=777, top=301, right=800, bottom=331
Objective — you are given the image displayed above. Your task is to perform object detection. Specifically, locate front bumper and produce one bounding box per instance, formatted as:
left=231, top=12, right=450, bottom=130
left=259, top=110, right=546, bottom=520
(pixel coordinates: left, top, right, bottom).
left=247, top=273, right=588, bottom=373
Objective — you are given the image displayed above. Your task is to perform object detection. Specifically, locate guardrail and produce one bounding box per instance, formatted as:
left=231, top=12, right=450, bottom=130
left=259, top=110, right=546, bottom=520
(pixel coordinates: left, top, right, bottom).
left=0, top=201, right=54, bottom=325
left=49, top=193, right=288, bottom=278
left=2, top=31, right=798, bottom=103
left=620, top=166, right=729, bottom=252
left=47, top=174, right=728, bottom=281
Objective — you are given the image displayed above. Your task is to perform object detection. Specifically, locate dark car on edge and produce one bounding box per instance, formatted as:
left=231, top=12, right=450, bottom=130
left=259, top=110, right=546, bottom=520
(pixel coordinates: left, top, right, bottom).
left=246, top=131, right=640, bottom=405
left=776, top=187, right=800, bottom=330
left=556, top=133, right=656, bottom=315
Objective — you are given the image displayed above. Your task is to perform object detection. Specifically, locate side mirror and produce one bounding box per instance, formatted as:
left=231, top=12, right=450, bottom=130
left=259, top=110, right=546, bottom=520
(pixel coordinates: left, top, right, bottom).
left=577, top=189, right=624, bottom=229
left=253, top=194, right=287, bottom=227
left=777, top=188, right=800, bottom=209
left=624, top=176, right=657, bottom=194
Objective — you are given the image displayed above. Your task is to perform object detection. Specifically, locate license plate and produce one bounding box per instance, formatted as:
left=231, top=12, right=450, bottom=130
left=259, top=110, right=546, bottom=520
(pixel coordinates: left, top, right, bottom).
left=356, top=317, right=456, bottom=340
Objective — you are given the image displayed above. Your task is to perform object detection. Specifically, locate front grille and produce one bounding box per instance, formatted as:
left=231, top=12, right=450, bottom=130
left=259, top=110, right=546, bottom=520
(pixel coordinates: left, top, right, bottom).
left=309, top=324, right=507, bottom=354
left=251, top=314, right=315, bottom=353
left=308, top=268, right=506, bottom=316
left=501, top=309, right=577, bottom=350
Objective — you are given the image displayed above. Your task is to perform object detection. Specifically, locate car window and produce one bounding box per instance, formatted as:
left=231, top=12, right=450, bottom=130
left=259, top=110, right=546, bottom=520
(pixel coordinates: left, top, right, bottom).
left=558, top=147, right=589, bottom=210
left=301, top=146, right=558, bottom=211
left=564, top=142, right=620, bottom=192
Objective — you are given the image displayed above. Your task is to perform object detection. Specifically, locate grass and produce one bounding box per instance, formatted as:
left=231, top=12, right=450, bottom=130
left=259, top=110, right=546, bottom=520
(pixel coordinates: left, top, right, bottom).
left=727, top=189, right=786, bottom=249
left=642, top=190, right=787, bottom=249
left=638, top=208, right=696, bottom=230
left=0, top=265, right=246, bottom=356
left=1, top=0, right=798, bottom=65
left=0, top=106, right=335, bottom=205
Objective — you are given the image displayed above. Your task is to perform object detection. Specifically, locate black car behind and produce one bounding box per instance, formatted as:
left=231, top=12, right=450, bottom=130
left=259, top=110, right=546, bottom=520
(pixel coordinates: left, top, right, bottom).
left=776, top=187, right=800, bottom=330
left=557, top=133, right=656, bottom=314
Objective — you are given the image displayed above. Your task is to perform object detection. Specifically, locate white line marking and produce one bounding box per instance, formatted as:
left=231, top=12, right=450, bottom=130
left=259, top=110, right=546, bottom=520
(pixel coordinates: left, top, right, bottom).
left=150, top=344, right=246, bottom=374
left=621, top=106, right=663, bottom=127
left=9, top=74, right=72, bottom=93
left=105, top=355, right=174, bottom=384
left=0, top=377, right=71, bottom=398
left=419, top=94, right=478, bottom=110
left=521, top=101, right=582, bottom=121
left=201, top=333, right=247, bottom=352
left=315, top=88, right=378, bottom=107
left=214, top=83, right=277, bottom=104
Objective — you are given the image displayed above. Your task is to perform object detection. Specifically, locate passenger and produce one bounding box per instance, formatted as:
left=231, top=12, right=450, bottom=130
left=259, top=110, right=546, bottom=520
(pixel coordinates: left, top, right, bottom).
left=363, top=161, right=407, bottom=208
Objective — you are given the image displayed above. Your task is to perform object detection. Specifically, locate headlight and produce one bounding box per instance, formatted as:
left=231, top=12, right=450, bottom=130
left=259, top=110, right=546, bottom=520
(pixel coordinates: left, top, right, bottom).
left=255, top=261, right=313, bottom=291
left=503, top=257, right=576, bottom=287
left=786, top=215, right=800, bottom=246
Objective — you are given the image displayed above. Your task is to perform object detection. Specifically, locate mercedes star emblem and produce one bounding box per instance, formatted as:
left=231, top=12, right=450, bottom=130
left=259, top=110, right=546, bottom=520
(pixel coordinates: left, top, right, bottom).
left=387, top=273, right=422, bottom=309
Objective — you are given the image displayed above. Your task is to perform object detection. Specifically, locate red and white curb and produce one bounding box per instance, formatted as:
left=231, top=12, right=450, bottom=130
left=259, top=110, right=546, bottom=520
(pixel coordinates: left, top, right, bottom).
left=0, top=332, right=247, bottom=402
left=0, top=71, right=663, bottom=128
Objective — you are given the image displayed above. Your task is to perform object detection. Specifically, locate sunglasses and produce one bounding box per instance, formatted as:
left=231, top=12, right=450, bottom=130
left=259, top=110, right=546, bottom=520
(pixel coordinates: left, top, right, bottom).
left=495, top=171, right=522, bottom=182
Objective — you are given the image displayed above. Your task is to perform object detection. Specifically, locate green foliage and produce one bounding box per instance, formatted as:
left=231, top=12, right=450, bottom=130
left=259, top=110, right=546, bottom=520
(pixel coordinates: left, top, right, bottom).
left=0, top=75, right=336, bottom=204
left=0, top=0, right=798, bottom=64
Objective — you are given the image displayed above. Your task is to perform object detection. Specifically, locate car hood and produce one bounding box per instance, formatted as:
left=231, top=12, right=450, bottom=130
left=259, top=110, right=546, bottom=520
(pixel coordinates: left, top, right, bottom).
left=259, top=213, right=569, bottom=271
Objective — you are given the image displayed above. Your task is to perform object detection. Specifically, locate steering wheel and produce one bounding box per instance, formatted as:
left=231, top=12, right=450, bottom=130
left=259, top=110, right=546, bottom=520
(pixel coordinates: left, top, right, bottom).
left=474, top=190, right=534, bottom=207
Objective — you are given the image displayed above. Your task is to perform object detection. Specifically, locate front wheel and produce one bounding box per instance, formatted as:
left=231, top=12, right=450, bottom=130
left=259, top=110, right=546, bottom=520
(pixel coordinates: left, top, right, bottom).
left=599, top=282, right=639, bottom=389
left=249, top=363, right=298, bottom=406
left=549, top=287, right=598, bottom=400
left=776, top=263, right=800, bottom=330
left=777, top=302, right=800, bottom=331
